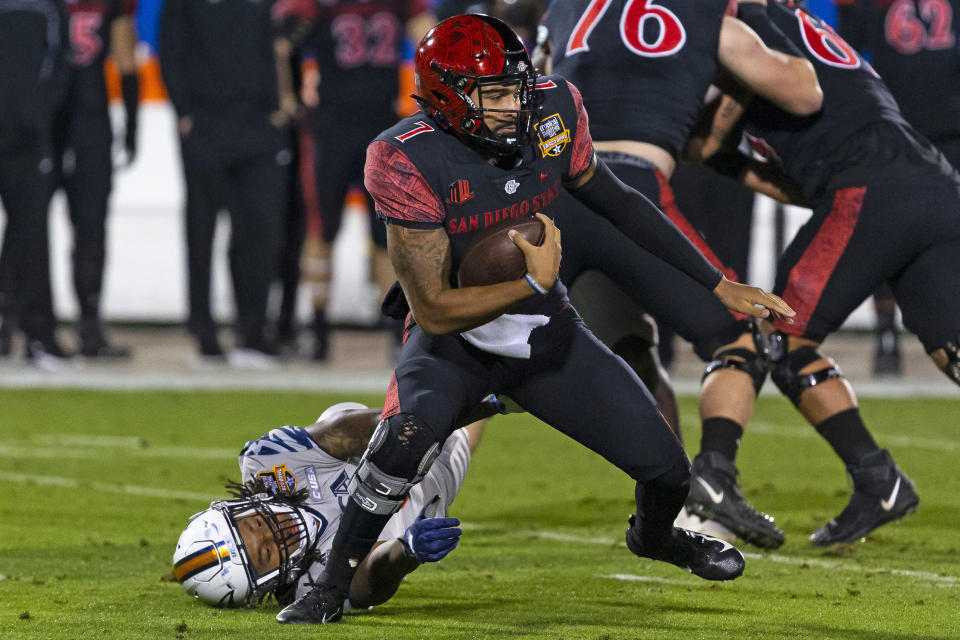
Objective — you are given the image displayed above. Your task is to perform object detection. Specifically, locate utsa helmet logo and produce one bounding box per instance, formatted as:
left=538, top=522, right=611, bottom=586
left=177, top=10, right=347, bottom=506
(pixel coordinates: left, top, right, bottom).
left=445, top=179, right=475, bottom=205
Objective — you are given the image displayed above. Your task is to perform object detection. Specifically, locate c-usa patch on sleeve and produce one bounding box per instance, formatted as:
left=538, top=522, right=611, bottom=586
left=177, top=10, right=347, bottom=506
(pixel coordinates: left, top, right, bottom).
left=536, top=113, right=570, bottom=158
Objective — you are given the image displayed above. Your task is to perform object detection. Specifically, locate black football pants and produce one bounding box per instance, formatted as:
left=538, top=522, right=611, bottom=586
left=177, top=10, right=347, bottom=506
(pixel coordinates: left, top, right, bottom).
left=179, top=114, right=286, bottom=346
left=324, top=308, right=691, bottom=580
left=53, top=104, right=113, bottom=325
left=0, top=145, right=57, bottom=342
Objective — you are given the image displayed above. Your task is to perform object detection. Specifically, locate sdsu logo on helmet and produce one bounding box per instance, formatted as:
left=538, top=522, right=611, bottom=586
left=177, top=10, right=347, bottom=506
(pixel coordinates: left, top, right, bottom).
left=412, top=15, right=538, bottom=156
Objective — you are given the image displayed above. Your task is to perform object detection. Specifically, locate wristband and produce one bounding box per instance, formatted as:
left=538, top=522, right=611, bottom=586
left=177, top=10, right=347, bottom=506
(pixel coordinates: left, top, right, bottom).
left=523, top=273, right=548, bottom=295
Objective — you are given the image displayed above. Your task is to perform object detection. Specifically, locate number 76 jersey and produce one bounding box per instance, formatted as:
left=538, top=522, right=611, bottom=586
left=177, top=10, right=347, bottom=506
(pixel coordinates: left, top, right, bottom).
left=540, top=0, right=733, bottom=158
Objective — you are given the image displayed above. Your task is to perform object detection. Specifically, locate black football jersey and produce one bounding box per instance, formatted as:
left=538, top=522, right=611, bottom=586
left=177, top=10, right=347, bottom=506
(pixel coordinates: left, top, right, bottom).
left=541, top=0, right=729, bottom=157
left=835, top=0, right=960, bottom=144
left=306, top=0, right=425, bottom=118
left=741, top=0, right=945, bottom=201
left=366, top=76, right=594, bottom=314
left=64, top=0, right=135, bottom=109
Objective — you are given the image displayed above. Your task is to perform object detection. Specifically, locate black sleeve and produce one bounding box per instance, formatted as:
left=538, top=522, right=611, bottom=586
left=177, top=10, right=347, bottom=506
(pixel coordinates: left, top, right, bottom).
left=737, top=2, right=804, bottom=57
left=565, top=159, right=724, bottom=291
left=158, top=0, right=193, bottom=117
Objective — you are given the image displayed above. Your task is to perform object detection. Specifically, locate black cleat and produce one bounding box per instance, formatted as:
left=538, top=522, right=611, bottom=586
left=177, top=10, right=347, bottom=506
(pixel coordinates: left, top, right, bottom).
left=626, top=514, right=745, bottom=581
left=685, top=452, right=785, bottom=549
left=80, top=337, right=131, bottom=359
left=872, top=347, right=903, bottom=378
left=810, top=449, right=918, bottom=546
left=195, top=330, right=224, bottom=359
left=276, top=582, right=345, bottom=624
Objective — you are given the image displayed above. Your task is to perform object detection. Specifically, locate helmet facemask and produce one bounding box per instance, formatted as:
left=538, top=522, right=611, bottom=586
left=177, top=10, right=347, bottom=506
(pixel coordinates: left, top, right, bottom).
left=219, top=495, right=320, bottom=606
left=435, top=58, right=536, bottom=157
left=175, top=494, right=321, bottom=608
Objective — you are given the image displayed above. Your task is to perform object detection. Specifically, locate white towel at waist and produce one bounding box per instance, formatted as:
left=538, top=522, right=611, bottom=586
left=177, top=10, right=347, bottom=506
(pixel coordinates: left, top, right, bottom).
left=460, top=313, right=550, bottom=359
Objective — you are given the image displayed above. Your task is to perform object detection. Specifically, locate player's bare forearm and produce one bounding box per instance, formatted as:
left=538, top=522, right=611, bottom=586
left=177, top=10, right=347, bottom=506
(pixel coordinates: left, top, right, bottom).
left=387, top=226, right=535, bottom=335
left=744, top=161, right=808, bottom=206
left=348, top=540, right=420, bottom=608
left=111, top=17, right=137, bottom=74
left=718, top=15, right=822, bottom=116
left=306, top=408, right=383, bottom=461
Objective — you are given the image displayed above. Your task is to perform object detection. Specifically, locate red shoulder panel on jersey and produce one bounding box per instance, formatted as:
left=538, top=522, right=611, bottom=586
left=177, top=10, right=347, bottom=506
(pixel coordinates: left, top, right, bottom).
left=395, top=120, right=436, bottom=143
left=364, top=141, right=445, bottom=225
left=535, top=79, right=558, bottom=90
left=565, top=81, right=595, bottom=179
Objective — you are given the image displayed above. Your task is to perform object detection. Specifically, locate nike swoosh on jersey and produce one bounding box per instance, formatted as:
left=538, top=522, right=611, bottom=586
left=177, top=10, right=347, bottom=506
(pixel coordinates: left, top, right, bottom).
left=696, top=476, right=724, bottom=504
left=540, top=170, right=551, bottom=180
left=880, top=476, right=901, bottom=511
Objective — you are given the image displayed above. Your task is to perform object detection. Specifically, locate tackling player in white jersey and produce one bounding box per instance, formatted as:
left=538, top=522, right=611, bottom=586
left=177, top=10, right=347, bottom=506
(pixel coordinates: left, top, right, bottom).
left=173, top=400, right=494, bottom=609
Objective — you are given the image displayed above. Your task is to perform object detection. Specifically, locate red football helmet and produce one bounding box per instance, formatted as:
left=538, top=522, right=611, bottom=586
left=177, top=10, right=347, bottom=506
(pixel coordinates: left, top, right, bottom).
left=413, top=14, right=537, bottom=155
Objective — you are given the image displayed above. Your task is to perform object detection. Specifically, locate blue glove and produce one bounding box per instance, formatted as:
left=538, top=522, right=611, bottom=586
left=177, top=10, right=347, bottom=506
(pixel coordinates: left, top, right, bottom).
left=401, top=496, right=461, bottom=563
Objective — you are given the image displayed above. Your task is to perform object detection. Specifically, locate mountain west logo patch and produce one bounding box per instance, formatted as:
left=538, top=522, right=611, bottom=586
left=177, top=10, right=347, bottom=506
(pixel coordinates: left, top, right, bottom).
left=445, top=179, right=474, bottom=205
left=258, top=464, right=297, bottom=495
left=536, top=113, right=570, bottom=158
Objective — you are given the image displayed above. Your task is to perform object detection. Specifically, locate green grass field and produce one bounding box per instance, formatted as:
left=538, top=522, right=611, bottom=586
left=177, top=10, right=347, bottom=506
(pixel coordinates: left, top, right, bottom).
left=1, top=388, right=959, bottom=639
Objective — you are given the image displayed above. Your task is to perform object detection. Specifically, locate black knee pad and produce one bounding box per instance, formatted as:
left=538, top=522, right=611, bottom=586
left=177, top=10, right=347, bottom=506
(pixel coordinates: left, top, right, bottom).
left=769, top=344, right=844, bottom=406
left=702, top=347, right=768, bottom=394
left=348, top=413, right=442, bottom=515
left=941, top=338, right=960, bottom=387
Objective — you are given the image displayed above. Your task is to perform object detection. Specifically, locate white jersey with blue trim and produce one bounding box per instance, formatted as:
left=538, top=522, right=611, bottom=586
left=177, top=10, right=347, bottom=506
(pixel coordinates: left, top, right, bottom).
left=237, top=426, right=472, bottom=600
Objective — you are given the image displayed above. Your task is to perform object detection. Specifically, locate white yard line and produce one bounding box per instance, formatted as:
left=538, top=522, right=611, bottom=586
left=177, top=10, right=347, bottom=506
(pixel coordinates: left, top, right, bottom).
left=461, top=523, right=959, bottom=587
left=603, top=574, right=699, bottom=586
left=0, top=441, right=236, bottom=460
left=0, top=471, right=218, bottom=502
left=745, top=421, right=959, bottom=452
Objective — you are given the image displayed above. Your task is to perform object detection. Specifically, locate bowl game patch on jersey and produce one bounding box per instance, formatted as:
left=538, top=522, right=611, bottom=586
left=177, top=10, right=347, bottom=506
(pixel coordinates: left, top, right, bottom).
left=537, top=113, right=570, bottom=157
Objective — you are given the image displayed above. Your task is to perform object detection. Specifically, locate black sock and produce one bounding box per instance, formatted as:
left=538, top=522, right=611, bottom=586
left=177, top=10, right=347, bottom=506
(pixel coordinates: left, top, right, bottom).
left=814, top=408, right=879, bottom=467
left=319, top=502, right=392, bottom=594
left=635, top=459, right=690, bottom=543
left=699, top=417, right=744, bottom=462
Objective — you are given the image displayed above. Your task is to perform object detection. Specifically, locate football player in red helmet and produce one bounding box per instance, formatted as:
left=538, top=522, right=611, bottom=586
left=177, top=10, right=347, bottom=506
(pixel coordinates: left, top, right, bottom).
left=276, top=15, right=794, bottom=624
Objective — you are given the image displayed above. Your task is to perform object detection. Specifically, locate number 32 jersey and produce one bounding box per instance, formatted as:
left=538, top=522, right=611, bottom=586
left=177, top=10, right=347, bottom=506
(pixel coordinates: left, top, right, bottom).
left=540, top=0, right=732, bottom=157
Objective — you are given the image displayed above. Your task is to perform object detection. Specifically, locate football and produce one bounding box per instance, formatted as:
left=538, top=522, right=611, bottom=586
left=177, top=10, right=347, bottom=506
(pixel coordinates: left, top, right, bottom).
left=457, top=217, right=545, bottom=288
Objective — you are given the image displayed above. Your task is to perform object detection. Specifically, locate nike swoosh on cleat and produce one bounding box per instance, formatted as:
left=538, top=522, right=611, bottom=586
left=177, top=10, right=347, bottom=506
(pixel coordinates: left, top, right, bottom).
left=696, top=477, right=724, bottom=504
left=320, top=610, right=339, bottom=624
left=881, top=476, right=901, bottom=511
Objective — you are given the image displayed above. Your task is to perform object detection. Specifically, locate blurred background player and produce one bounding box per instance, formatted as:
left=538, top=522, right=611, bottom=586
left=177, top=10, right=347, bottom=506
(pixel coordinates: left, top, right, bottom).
left=53, top=0, right=139, bottom=359
left=834, top=0, right=960, bottom=376
left=662, top=164, right=756, bottom=373
left=536, top=0, right=822, bottom=548
left=274, top=0, right=434, bottom=361
left=160, top=0, right=291, bottom=366
left=174, top=400, right=492, bottom=609
left=0, top=0, right=69, bottom=367
left=687, top=0, right=960, bottom=545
